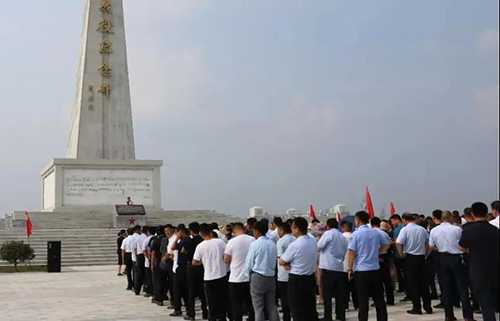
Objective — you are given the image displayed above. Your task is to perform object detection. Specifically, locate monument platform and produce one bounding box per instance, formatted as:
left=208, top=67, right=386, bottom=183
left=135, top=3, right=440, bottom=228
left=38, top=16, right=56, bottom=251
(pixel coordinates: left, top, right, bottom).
left=41, top=159, right=163, bottom=212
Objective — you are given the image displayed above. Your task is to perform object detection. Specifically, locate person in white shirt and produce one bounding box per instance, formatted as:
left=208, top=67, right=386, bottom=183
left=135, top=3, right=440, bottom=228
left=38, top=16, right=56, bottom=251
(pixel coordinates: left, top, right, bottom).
left=120, top=228, right=135, bottom=291
left=340, top=221, right=358, bottom=310
left=277, top=221, right=295, bottom=321
left=429, top=211, right=473, bottom=321
left=318, top=218, right=349, bottom=321
left=132, top=225, right=147, bottom=295
left=490, top=201, right=500, bottom=228
left=142, top=227, right=154, bottom=297
left=224, top=222, right=255, bottom=321
left=193, top=223, right=228, bottom=321
left=266, top=217, right=282, bottom=243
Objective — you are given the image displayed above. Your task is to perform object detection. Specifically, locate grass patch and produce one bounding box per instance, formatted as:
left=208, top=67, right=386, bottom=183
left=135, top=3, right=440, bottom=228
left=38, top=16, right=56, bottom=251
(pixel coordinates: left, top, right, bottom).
left=0, top=265, right=47, bottom=273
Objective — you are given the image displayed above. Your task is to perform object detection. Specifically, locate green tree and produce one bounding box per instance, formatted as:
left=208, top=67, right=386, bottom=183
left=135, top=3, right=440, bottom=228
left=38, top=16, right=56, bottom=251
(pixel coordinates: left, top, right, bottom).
left=0, top=241, right=36, bottom=271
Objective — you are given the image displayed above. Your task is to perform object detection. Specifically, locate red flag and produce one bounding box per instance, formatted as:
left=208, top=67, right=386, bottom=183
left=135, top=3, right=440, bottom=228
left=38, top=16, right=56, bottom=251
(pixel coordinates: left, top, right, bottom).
left=365, top=187, right=375, bottom=218
left=25, top=211, right=33, bottom=238
left=308, top=204, right=318, bottom=221
left=390, top=202, right=397, bottom=215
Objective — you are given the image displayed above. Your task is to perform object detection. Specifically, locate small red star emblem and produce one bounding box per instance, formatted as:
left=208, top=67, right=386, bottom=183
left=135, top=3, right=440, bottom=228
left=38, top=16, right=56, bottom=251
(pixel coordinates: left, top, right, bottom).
left=128, top=217, right=136, bottom=225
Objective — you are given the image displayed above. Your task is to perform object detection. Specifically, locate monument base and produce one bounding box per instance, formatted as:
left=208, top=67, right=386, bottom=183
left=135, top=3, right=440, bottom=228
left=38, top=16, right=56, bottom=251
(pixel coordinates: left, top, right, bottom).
left=41, top=159, right=163, bottom=212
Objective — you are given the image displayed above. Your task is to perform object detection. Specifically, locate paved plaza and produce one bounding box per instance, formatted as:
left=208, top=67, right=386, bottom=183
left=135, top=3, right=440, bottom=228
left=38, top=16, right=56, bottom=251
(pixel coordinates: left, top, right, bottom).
left=0, top=265, right=485, bottom=321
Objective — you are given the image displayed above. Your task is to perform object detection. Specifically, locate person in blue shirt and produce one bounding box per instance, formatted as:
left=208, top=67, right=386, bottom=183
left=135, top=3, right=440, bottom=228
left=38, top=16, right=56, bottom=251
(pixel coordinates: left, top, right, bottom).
left=389, top=214, right=407, bottom=294
left=245, top=220, right=279, bottom=321
left=279, top=217, right=319, bottom=321
left=317, top=218, right=348, bottom=321
left=347, top=211, right=390, bottom=321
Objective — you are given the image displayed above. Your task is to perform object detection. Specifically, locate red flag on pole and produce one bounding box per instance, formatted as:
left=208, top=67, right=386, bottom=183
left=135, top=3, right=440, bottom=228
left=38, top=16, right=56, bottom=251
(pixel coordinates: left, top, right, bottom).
left=25, top=211, right=33, bottom=238
left=308, top=204, right=318, bottom=222
left=390, top=202, right=397, bottom=215
left=365, top=187, right=375, bottom=218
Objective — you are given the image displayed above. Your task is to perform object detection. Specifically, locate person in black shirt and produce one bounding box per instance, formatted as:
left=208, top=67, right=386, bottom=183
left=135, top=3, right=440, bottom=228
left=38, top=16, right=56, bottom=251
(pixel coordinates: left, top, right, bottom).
left=116, top=230, right=126, bottom=276
left=150, top=226, right=165, bottom=306
left=186, top=222, right=208, bottom=321
left=170, top=225, right=192, bottom=317
left=459, top=202, right=499, bottom=321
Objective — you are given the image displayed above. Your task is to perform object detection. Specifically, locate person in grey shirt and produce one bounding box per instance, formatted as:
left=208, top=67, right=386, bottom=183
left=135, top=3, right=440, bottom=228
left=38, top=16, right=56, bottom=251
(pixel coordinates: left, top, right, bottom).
left=396, top=213, right=432, bottom=315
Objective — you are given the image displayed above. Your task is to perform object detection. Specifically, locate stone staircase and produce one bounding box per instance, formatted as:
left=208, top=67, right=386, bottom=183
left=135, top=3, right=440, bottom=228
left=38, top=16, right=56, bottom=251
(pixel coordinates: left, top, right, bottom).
left=0, top=228, right=120, bottom=267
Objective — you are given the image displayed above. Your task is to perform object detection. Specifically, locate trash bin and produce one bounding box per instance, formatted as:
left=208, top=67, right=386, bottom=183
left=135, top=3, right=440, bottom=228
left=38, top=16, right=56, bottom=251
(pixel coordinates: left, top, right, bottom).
left=47, top=241, right=62, bottom=273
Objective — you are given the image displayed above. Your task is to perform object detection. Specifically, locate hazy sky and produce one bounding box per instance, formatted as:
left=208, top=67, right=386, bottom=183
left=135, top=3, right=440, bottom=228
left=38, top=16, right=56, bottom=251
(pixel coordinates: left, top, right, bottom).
left=0, top=0, right=498, bottom=217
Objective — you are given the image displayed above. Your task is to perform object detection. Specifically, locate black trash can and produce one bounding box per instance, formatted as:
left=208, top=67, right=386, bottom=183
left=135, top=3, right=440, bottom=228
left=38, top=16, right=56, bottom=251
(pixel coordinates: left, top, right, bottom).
left=47, top=241, right=62, bottom=273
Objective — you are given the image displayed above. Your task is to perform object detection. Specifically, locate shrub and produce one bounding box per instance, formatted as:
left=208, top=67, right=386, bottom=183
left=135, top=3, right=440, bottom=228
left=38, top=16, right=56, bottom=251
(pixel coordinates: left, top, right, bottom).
left=0, top=241, right=36, bottom=271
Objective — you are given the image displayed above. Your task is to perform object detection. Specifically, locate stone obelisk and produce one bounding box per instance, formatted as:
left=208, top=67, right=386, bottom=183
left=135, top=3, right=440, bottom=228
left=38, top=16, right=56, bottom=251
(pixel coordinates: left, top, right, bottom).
left=40, top=0, right=163, bottom=212
left=67, top=0, right=135, bottom=160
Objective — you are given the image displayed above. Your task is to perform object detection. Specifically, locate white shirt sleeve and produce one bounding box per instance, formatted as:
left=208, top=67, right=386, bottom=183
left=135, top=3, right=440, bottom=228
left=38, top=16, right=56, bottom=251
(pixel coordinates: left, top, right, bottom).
left=193, top=243, right=202, bottom=262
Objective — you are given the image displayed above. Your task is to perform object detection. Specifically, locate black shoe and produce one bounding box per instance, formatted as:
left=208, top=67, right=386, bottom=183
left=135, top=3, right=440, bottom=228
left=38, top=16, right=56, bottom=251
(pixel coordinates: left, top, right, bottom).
left=445, top=317, right=457, bottom=321
left=406, top=310, right=423, bottom=315
left=424, top=308, right=433, bottom=314
left=126, top=287, right=132, bottom=291
left=400, top=296, right=411, bottom=302
left=169, top=311, right=182, bottom=317
left=183, top=316, right=195, bottom=321
left=434, top=303, right=444, bottom=309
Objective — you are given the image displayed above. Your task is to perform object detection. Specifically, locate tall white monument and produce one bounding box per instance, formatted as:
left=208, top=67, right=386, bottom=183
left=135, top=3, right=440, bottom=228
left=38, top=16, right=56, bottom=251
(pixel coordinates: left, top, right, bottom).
left=41, top=0, right=163, bottom=211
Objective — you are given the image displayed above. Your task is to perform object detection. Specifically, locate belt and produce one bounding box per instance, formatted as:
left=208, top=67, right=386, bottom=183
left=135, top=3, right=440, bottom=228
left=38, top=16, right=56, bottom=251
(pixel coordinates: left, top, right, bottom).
left=251, top=271, right=273, bottom=278
left=439, top=252, right=461, bottom=256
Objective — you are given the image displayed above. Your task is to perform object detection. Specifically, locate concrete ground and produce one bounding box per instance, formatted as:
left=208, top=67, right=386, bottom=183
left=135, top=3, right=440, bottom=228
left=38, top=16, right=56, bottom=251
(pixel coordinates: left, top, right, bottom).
left=0, top=265, right=485, bottom=321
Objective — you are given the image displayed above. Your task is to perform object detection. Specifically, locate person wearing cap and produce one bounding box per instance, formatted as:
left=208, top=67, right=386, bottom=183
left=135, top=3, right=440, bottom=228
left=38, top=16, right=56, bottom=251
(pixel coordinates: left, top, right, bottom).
left=347, top=211, right=390, bottom=321
left=429, top=211, right=473, bottom=321
left=396, top=213, right=433, bottom=315
left=460, top=202, right=499, bottom=321
left=318, top=218, right=348, bottom=321
left=279, top=217, right=319, bottom=321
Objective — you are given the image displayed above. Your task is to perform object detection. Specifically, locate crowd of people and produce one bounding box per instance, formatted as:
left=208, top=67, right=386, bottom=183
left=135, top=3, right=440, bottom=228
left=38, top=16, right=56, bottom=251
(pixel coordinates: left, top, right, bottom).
left=116, top=200, right=499, bottom=321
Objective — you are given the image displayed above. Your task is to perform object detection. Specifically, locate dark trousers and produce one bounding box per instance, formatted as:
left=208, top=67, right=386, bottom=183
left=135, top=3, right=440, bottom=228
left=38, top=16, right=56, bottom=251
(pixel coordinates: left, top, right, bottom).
left=166, top=261, right=175, bottom=305
left=394, top=256, right=407, bottom=292
left=173, top=266, right=189, bottom=313
left=288, top=273, right=318, bottom=321
left=473, top=286, right=498, bottom=321
left=277, top=281, right=291, bottom=321
left=124, top=252, right=133, bottom=290
left=439, top=254, right=473, bottom=319
left=229, top=282, right=254, bottom=321
left=187, top=265, right=208, bottom=318
left=152, top=263, right=165, bottom=301
left=405, top=254, right=431, bottom=312
left=144, top=266, right=153, bottom=294
left=346, top=277, right=359, bottom=310
left=133, top=254, right=145, bottom=295
left=355, top=270, right=388, bottom=321
left=321, top=270, right=347, bottom=321
left=379, top=255, right=394, bottom=305
left=204, top=276, right=228, bottom=321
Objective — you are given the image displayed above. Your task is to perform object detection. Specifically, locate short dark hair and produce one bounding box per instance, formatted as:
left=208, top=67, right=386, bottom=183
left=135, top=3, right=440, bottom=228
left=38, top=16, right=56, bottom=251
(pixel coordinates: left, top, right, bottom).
left=254, top=220, right=269, bottom=235
left=199, top=223, right=212, bottom=236
left=278, top=222, right=292, bottom=234
left=326, top=218, right=339, bottom=229
left=390, top=214, right=402, bottom=222
left=292, top=217, right=308, bottom=234
left=247, top=217, right=257, bottom=226
left=210, top=222, right=219, bottom=230
left=133, top=225, right=142, bottom=232
left=164, top=224, right=174, bottom=229
left=312, top=219, right=320, bottom=224
left=463, top=208, right=472, bottom=217
left=432, top=209, right=443, bottom=220
left=402, top=213, right=416, bottom=221
left=273, top=217, right=283, bottom=225
left=341, top=221, right=353, bottom=232
left=491, top=201, right=500, bottom=212
left=127, top=228, right=134, bottom=235
left=188, top=222, right=200, bottom=234
left=355, top=211, right=370, bottom=224
left=471, top=202, right=488, bottom=218
left=370, top=217, right=381, bottom=227
left=232, top=222, right=245, bottom=230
